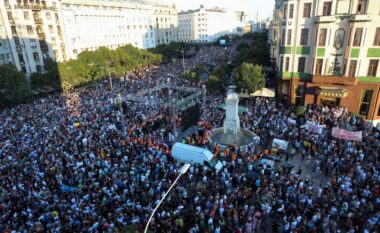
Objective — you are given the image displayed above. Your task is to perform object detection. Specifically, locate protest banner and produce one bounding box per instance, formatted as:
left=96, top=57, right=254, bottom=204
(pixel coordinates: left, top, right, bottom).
left=287, top=118, right=297, bottom=125
left=272, top=138, right=289, bottom=150
left=302, top=121, right=325, bottom=134
left=332, top=127, right=362, bottom=141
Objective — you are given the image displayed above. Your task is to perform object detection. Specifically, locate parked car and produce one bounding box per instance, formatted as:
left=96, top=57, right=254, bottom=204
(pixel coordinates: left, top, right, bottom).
left=252, top=159, right=277, bottom=175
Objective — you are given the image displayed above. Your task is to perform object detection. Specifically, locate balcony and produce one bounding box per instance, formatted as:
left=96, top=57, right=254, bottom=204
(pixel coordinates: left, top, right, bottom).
left=314, top=15, right=335, bottom=23
left=34, top=18, right=43, bottom=24
left=312, top=75, right=358, bottom=86
left=349, top=14, right=371, bottom=22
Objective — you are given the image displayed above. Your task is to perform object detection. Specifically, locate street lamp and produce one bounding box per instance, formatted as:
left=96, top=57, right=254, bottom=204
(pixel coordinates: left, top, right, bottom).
left=177, top=49, right=185, bottom=79
left=144, top=163, right=191, bottom=233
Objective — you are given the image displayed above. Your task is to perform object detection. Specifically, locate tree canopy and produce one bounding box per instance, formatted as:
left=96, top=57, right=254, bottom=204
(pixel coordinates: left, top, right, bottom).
left=0, top=63, right=32, bottom=106
left=233, top=63, right=265, bottom=93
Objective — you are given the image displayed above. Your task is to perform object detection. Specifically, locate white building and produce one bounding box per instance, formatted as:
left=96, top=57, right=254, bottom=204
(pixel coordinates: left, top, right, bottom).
left=0, top=0, right=68, bottom=74
left=153, top=2, right=178, bottom=45
left=61, top=0, right=156, bottom=59
left=0, top=0, right=179, bottom=74
left=178, top=5, right=244, bottom=43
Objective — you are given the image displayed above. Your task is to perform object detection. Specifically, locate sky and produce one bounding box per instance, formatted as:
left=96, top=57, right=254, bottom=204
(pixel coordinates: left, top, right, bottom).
left=160, top=0, right=275, bottom=19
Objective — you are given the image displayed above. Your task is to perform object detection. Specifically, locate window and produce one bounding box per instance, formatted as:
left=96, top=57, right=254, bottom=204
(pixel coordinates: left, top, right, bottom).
left=323, top=2, right=332, bottom=16
left=285, top=57, right=290, bottom=71
left=33, top=52, right=40, bottom=61
left=30, top=39, right=36, bottom=47
left=353, top=28, right=363, bottom=46
left=287, top=29, right=292, bottom=45
left=348, top=60, right=357, bottom=77
left=284, top=4, right=288, bottom=19
left=298, top=57, right=306, bottom=72
left=316, top=59, right=323, bottom=74
left=359, top=90, right=373, bottom=116
left=24, top=12, right=30, bottom=20
left=289, top=4, right=294, bottom=19
left=27, top=25, right=33, bottom=35
left=368, top=60, right=379, bottom=77
left=36, top=65, right=42, bottom=72
left=46, top=12, right=51, bottom=20
left=300, top=29, right=309, bottom=45
left=374, top=28, right=380, bottom=46
left=7, top=12, right=13, bottom=20
left=318, top=29, right=327, bottom=46
left=281, top=29, right=286, bottom=46
left=48, top=25, right=54, bottom=33
left=280, top=56, right=284, bottom=71
left=303, top=3, right=312, bottom=18
left=357, top=0, right=368, bottom=14
left=295, top=87, right=304, bottom=106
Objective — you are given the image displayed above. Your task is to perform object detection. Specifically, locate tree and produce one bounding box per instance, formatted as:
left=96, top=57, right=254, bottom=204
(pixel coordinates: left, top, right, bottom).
left=206, top=75, right=223, bottom=93
left=0, top=63, right=31, bottom=106
left=233, top=63, right=265, bottom=93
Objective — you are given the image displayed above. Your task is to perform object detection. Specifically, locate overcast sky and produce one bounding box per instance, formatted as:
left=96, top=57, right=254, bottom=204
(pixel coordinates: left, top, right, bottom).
left=160, top=0, right=275, bottom=18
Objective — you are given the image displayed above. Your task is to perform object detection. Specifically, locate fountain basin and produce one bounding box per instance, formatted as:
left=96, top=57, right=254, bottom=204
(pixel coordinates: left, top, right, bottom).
left=209, top=127, right=255, bottom=152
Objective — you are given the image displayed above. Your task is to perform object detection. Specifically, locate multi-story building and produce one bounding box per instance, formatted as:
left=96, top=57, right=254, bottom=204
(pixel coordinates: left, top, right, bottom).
left=0, top=0, right=67, bottom=74
left=61, top=0, right=156, bottom=59
left=0, top=0, right=178, bottom=74
left=178, top=5, right=244, bottom=43
left=152, top=2, right=178, bottom=45
left=271, top=0, right=380, bottom=125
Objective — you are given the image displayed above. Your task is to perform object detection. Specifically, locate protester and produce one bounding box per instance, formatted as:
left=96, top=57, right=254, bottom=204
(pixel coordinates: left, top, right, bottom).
left=0, top=42, right=379, bottom=233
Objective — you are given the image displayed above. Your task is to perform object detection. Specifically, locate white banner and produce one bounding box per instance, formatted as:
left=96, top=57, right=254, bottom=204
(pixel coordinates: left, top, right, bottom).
left=272, top=138, right=289, bottom=150
left=302, top=121, right=325, bottom=134
left=287, top=118, right=297, bottom=125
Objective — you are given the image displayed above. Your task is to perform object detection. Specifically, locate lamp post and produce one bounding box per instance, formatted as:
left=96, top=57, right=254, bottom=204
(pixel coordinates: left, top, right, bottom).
left=105, top=60, right=113, bottom=91
left=177, top=49, right=185, bottom=78
left=144, top=163, right=191, bottom=233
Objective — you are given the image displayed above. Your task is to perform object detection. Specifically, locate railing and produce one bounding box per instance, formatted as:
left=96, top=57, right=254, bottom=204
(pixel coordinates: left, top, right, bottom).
left=349, top=14, right=371, bottom=22
left=14, top=4, right=56, bottom=11
left=314, top=15, right=335, bottom=23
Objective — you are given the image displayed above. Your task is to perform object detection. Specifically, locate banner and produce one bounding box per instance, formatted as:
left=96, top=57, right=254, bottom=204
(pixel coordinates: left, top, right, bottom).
left=272, top=138, right=289, bottom=150
left=287, top=118, right=297, bottom=125
left=332, top=127, right=362, bottom=141
left=302, top=121, right=325, bottom=134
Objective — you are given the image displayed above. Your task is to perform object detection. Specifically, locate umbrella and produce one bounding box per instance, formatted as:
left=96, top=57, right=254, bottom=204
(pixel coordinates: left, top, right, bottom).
left=251, top=88, right=275, bottom=98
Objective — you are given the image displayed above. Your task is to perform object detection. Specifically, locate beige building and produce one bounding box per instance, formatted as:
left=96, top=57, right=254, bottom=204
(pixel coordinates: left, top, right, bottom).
left=153, top=2, right=178, bottom=45
left=178, top=5, right=244, bottom=43
left=271, top=0, right=380, bottom=125
left=0, top=0, right=67, bottom=74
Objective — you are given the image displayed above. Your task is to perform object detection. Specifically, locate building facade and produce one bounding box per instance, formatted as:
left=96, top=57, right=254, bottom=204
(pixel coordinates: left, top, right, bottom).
left=0, top=0, right=178, bottom=74
left=152, top=2, right=178, bottom=45
left=271, top=0, right=380, bottom=125
left=0, top=0, right=67, bottom=74
left=178, top=5, right=244, bottom=43
left=61, top=0, right=156, bottom=60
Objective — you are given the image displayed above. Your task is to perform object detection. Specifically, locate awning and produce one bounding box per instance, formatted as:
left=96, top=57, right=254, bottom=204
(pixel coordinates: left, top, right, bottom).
left=316, top=86, right=348, bottom=98
left=251, top=88, right=276, bottom=98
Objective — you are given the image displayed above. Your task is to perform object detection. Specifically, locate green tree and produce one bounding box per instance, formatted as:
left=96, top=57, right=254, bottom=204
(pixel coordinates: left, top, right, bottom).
left=233, top=63, right=265, bottom=93
left=206, top=75, right=223, bottom=93
left=0, top=63, right=31, bottom=106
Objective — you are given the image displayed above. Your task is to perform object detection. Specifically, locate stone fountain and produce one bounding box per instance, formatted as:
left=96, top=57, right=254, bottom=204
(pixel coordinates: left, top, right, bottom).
left=209, top=90, right=255, bottom=152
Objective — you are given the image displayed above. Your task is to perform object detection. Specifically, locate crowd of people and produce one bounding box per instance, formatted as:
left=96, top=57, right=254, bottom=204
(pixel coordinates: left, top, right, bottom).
left=0, top=41, right=379, bottom=233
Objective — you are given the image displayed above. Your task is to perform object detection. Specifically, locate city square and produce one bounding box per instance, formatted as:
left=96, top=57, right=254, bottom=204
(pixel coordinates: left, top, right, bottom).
left=1, top=1, right=380, bottom=233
